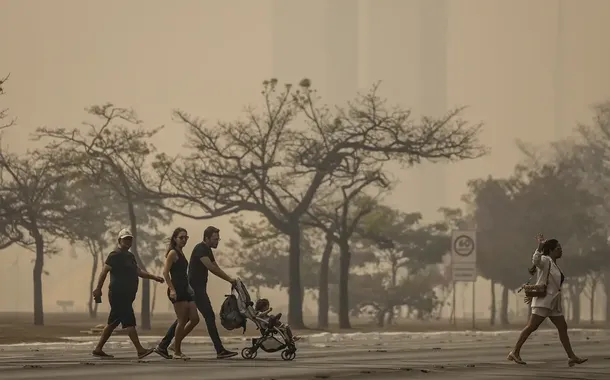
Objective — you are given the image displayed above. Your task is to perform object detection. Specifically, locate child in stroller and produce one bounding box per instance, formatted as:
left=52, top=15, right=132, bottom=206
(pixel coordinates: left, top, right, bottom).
left=253, top=299, right=300, bottom=343
left=230, top=281, right=299, bottom=361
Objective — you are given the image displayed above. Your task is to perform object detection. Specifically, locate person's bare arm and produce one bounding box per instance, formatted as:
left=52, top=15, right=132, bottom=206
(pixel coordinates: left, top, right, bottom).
left=162, top=250, right=178, bottom=291
left=200, top=256, right=233, bottom=283
left=137, top=267, right=164, bottom=282
left=94, top=265, right=111, bottom=293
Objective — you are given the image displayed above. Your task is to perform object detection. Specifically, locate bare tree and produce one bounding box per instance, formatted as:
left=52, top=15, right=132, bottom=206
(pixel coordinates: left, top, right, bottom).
left=0, top=73, right=16, bottom=131
left=148, top=79, right=486, bottom=328
left=33, top=104, right=166, bottom=329
left=0, top=73, right=20, bottom=249
left=583, top=271, right=603, bottom=324
left=303, top=157, right=389, bottom=328
left=0, top=148, right=93, bottom=325
left=0, top=187, right=23, bottom=250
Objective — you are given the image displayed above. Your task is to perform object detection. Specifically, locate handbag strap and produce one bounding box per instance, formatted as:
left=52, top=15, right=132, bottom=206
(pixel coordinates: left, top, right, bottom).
left=548, top=260, right=563, bottom=289
left=543, top=259, right=552, bottom=285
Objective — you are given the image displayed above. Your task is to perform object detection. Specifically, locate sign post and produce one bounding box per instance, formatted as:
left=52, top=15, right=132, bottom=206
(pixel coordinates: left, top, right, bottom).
left=451, top=230, right=477, bottom=329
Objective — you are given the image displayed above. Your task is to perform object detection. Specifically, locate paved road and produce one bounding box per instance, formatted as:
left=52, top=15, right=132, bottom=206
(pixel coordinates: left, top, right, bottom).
left=1, top=329, right=609, bottom=379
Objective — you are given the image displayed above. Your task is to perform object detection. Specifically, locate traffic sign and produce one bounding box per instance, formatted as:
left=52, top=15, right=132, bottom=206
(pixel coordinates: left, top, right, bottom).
left=451, top=230, right=477, bottom=264
left=451, top=230, right=477, bottom=282
left=451, top=264, right=477, bottom=282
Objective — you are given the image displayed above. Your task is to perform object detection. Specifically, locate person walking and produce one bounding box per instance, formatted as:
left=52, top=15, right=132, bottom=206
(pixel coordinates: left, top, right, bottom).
left=508, top=233, right=588, bottom=367
left=91, top=228, right=165, bottom=359
left=161, top=227, right=199, bottom=360
left=155, top=226, right=237, bottom=359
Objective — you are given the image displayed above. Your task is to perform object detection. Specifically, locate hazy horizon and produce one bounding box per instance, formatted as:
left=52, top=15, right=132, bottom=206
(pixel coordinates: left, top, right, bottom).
left=1, top=0, right=609, bottom=322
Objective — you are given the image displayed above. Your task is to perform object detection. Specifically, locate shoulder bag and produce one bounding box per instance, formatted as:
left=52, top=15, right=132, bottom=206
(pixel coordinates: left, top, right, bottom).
left=522, top=260, right=551, bottom=298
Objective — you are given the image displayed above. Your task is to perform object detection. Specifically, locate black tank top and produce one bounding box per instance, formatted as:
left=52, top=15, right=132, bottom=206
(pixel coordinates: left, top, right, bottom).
left=170, top=250, right=189, bottom=292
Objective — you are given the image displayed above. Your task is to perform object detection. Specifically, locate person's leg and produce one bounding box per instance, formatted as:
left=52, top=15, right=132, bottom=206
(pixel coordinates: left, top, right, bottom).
left=154, top=292, right=178, bottom=358
left=193, top=289, right=224, bottom=353
left=93, top=322, right=118, bottom=356
left=158, top=319, right=178, bottom=349
left=122, top=301, right=154, bottom=358
left=509, top=311, right=546, bottom=363
left=548, top=315, right=587, bottom=365
left=283, top=324, right=299, bottom=341
left=193, top=288, right=236, bottom=358
left=182, top=301, right=200, bottom=337
left=93, top=300, right=121, bottom=357
left=173, top=301, right=190, bottom=357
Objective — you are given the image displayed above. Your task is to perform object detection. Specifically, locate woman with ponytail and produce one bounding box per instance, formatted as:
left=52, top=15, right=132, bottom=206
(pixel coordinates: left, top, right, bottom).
left=161, top=227, right=199, bottom=359
left=508, top=233, right=587, bottom=367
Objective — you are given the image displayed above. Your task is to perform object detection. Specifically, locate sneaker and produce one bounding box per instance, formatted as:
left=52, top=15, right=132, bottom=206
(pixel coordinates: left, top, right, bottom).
left=154, top=345, right=172, bottom=359
left=92, top=350, right=114, bottom=358
left=137, top=348, right=155, bottom=359
left=217, top=349, right=238, bottom=359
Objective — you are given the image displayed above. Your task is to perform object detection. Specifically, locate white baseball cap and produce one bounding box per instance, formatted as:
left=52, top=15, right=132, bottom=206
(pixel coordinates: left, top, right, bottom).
left=118, top=228, right=133, bottom=240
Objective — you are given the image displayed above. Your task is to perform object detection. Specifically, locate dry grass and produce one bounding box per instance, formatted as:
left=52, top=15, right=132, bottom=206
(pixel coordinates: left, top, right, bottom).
left=0, top=312, right=606, bottom=344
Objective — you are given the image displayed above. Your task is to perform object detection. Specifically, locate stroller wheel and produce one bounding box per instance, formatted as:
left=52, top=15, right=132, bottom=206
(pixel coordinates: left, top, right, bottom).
left=241, top=347, right=257, bottom=360
left=281, top=349, right=296, bottom=361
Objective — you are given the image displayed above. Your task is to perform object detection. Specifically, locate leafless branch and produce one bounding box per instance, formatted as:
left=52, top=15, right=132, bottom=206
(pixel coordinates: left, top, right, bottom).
left=149, top=79, right=485, bottom=236
left=0, top=144, right=90, bottom=253
left=0, top=73, right=16, bottom=131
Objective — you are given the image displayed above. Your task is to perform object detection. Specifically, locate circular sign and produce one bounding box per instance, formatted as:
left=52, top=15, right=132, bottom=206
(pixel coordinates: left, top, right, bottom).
left=453, top=235, right=475, bottom=256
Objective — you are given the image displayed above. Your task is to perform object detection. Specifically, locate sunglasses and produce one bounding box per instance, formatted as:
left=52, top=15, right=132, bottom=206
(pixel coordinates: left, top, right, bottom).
left=177, top=236, right=189, bottom=241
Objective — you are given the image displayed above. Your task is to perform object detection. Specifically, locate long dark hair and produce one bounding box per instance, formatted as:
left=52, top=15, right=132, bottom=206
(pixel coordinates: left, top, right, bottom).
left=166, top=227, right=187, bottom=257
left=528, top=238, right=559, bottom=275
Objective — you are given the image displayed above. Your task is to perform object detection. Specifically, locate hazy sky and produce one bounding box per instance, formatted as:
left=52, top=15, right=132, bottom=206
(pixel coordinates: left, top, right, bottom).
left=1, top=0, right=609, bottom=318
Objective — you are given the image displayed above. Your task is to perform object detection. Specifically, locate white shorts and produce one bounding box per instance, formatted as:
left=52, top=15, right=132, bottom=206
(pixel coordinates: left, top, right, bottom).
left=532, top=307, right=562, bottom=318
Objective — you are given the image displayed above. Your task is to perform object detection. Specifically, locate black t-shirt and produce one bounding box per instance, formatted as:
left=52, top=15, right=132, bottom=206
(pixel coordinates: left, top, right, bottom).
left=105, top=249, right=139, bottom=298
left=188, top=242, right=215, bottom=288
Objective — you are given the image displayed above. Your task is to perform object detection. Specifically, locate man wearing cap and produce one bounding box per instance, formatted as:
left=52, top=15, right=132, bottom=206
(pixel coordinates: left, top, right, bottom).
left=91, top=228, right=165, bottom=359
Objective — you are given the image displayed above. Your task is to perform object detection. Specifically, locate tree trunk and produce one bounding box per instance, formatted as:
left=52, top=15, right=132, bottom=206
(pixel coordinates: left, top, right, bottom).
left=126, top=198, right=150, bottom=330
left=449, top=283, right=456, bottom=324
left=590, top=277, right=598, bottom=324
left=604, top=270, right=610, bottom=322
left=500, top=285, right=509, bottom=325
left=570, top=285, right=581, bottom=324
left=338, top=240, right=351, bottom=329
left=386, top=307, right=395, bottom=325
left=287, top=225, right=305, bottom=328
left=317, top=235, right=334, bottom=329
left=32, top=228, right=45, bottom=326
left=490, top=279, right=496, bottom=326
left=151, top=279, right=158, bottom=318
left=88, top=249, right=99, bottom=319
left=376, top=308, right=386, bottom=327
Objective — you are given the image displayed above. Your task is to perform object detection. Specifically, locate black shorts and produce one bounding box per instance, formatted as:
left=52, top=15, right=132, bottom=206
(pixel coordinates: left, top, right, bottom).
left=167, top=286, right=194, bottom=304
left=108, top=293, right=136, bottom=328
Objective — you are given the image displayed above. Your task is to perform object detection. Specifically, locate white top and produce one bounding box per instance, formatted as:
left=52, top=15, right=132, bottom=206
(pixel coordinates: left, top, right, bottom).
left=530, top=249, right=564, bottom=309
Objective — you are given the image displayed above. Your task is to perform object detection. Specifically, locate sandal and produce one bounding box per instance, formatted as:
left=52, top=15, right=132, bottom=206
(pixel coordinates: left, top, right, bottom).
left=507, top=351, right=526, bottom=365
left=173, top=352, right=190, bottom=360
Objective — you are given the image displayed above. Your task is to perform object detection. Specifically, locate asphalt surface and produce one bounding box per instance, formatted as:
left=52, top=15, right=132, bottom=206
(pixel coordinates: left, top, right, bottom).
left=1, top=328, right=609, bottom=379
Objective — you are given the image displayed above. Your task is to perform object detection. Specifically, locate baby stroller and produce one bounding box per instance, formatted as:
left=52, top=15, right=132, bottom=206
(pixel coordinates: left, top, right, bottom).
left=224, top=279, right=298, bottom=361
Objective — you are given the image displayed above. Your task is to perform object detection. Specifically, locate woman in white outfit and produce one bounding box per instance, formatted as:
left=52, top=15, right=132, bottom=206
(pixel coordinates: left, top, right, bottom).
left=508, top=234, right=587, bottom=367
